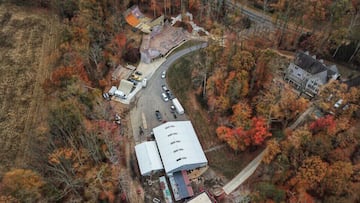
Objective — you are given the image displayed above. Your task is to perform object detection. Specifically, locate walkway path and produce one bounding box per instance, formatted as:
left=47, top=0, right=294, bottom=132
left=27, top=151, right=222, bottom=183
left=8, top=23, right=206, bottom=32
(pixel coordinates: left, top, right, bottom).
left=204, top=144, right=226, bottom=153
left=288, top=106, right=315, bottom=130
left=222, top=148, right=267, bottom=195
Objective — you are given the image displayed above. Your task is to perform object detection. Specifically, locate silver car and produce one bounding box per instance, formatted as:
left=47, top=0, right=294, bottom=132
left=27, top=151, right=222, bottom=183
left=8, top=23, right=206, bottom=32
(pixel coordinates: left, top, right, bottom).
left=161, top=92, right=169, bottom=102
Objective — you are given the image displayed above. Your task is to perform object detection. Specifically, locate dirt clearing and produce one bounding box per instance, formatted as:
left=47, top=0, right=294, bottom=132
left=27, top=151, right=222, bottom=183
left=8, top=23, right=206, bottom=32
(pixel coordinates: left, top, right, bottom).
left=0, top=4, right=60, bottom=176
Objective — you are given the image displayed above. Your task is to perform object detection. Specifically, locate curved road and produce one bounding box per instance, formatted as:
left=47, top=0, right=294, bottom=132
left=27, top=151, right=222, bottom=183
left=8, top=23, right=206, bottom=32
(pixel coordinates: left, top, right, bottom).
left=130, top=42, right=207, bottom=144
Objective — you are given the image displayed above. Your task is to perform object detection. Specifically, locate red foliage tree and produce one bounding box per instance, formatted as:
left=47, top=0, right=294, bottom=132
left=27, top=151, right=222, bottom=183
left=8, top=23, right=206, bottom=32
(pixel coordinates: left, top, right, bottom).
left=216, top=117, right=271, bottom=151
left=309, top=115, right=336, bottom=135
left=247, top=117, right=272, bottom=145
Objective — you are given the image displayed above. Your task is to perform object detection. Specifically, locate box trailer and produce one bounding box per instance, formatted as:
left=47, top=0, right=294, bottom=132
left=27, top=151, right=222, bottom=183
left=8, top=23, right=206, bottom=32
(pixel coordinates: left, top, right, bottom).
left=108, top=86, right=117, bottom=96
left=172, top=98, right=184, bottom=114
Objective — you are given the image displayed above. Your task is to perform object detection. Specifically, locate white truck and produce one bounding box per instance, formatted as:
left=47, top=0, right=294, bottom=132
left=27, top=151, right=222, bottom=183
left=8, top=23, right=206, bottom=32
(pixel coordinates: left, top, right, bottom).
left=172, top=98, right=184, bottom=114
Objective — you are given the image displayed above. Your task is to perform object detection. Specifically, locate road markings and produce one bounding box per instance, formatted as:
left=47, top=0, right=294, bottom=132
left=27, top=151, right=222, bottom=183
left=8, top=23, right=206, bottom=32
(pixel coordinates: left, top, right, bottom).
left=142, top=112, right=147, bottom=129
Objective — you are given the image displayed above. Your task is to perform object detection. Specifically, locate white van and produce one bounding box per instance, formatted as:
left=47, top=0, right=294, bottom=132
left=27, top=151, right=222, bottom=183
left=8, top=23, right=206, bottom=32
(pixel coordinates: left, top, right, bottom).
left=142, top=78, right=147, bottom=88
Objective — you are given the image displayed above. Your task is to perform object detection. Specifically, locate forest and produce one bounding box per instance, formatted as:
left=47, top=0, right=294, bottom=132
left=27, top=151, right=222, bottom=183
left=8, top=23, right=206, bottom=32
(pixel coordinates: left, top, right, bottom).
left=0, top=0, right=359, bottom=202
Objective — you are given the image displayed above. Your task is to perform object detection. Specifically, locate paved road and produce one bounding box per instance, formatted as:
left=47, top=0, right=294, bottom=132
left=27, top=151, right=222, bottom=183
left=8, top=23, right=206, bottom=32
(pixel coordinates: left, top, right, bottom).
left=130, top=42, right=207, bottom=144
left=225, top=0, right=274, bottom=27
left=224, top=0, right=308, bottom=35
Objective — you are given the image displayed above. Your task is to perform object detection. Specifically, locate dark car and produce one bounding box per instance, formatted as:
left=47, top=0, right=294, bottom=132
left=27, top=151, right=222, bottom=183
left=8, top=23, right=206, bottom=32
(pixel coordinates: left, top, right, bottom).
left=155, top=110, right=162, bottom=121
left=135, top=71, right=143, bottom=75
left=165, top=90, right=173, bottom=99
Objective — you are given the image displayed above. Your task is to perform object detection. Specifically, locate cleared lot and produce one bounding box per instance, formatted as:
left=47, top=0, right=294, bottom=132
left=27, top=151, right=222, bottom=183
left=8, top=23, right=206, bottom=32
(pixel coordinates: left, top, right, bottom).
left=0, top=5, right=60, bottom=175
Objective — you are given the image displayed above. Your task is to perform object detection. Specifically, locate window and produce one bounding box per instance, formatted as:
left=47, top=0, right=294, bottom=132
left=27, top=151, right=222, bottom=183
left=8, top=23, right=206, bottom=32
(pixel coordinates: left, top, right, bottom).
left=170, top=140, right=181, bottom=145
left=165, top=125, right=175, bottom=129
left=167, top=132, right=178, bottom=137
left=176, top=157, right=187, bottom=162
left=173, top=148, right=184, bottom=153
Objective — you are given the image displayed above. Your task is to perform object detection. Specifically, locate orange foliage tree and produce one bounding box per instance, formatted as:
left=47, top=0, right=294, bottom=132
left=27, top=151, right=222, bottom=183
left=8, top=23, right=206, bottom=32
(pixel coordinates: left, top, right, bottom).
left=230, top=101, right=252, bottom=127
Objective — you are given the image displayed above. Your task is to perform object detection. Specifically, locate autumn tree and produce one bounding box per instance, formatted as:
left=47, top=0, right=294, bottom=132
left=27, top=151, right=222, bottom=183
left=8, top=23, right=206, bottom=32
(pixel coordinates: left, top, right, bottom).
left=321, top=161, right=353, bottom=196
left=216, top=126, right=240, bottom=151
left=230, top=101, right=252, bottom=127
left=296, top=156, right=328, bottom=191
left=224, top=70, right=250, bottom=104
left=309, top=115, right=336, bottom=135
left=255, top=83, right=309, bottom=128
left=263, top=139, right=281, bottom=164
left=216, top=117, right=271, bottom=151
left=229, top=50, right=255, bottom=72
left=249, top=49, right=275, bottom=94
left=1, top=169, right=45, bottom=202
left=247, top=117, right=272, bottom=145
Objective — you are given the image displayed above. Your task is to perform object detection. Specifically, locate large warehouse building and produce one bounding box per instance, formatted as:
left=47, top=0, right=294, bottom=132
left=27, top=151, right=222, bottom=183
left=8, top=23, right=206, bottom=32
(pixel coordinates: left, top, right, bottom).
left=135, top=121, right=208, bottom=176
left=153, top=121, right=208, bottom=175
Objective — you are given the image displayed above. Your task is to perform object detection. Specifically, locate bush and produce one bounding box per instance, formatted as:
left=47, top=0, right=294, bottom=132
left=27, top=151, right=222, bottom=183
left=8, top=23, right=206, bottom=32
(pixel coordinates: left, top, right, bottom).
left=255, top=182, right=285, bottom=203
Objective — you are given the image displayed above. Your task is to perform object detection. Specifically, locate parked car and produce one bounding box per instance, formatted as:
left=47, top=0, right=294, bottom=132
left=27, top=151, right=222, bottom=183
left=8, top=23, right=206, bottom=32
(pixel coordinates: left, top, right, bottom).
left=127, top=78, right=138, bottom=85
left=161, top=70, right=166, bottom=79
left=135, top=71, right=143, bottom=75
left=142, top=78, right=147, bottom=88
left=161, top=92, right=169, bottom=102
left=153, top=197, right=161, bottom=203
left=165, top=90, right=173, bottom=99
left=130, top=74, right=142, bottom=81
left=161, top=84, right=168, bottom=91
left=334, top=99, right=343, bottom=108
left=155, top=110, right=162, bottom=121
left=170, top=105, right=175, bottom=112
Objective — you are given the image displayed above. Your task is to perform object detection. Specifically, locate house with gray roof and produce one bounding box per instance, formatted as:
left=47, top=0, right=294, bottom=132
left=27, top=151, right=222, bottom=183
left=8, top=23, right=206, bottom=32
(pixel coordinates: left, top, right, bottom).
left=284, top=51, right=340, bottom=97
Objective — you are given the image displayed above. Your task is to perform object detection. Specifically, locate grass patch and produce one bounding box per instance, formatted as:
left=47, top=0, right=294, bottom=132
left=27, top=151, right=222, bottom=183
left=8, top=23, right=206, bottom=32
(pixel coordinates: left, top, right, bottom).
left=207, top=146, right=264, bottom=179
left=167, top=55, right=192, bottom=100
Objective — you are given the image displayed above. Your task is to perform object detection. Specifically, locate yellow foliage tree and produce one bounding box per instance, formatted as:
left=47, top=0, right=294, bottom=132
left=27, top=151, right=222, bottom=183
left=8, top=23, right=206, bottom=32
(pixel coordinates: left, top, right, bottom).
left=296, top=156, right=328, bottom=191
left=321, top=161, right=353, bottom=196
left=263, top=139, right=281, bottom=164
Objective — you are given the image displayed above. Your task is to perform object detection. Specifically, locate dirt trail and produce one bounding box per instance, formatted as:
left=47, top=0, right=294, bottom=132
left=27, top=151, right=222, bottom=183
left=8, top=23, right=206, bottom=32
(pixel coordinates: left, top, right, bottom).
left=0, top=5, right=60, bottom=174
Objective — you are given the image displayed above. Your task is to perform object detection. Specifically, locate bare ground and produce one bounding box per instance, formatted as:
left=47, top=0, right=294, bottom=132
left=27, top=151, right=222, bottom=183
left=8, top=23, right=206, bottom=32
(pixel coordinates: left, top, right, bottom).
left=0, top=4, right=61, bottom=176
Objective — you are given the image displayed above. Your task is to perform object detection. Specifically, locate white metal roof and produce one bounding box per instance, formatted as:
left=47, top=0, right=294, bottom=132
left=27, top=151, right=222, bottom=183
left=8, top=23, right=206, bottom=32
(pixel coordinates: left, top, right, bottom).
left=153, top=121, right=208, bottom=174
left=187, top=192, right=212, bottom=203
left=135, top=141, right=164, bottom=176
left=118, top=79, right=134, bottom=95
